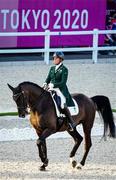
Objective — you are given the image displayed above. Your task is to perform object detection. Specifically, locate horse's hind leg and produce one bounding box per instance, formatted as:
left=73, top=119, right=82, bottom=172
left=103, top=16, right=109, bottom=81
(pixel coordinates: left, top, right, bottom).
left=77, top=128, right=92, bottom=169
left=67, top=128, right=83, bottom=168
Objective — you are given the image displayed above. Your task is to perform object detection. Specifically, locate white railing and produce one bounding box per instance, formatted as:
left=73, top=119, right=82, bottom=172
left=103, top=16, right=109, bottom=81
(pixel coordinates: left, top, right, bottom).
left=0, top=29, right=116, bottom=64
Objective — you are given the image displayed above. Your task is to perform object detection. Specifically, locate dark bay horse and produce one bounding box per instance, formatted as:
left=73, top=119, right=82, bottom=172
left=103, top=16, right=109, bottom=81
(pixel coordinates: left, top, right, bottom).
left=8, top=82, right=115, bottom=171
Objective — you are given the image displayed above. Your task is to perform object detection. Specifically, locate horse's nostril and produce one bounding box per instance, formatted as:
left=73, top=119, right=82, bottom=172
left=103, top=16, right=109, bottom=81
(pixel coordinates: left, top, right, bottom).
left=19, top=114, right=25, bottom=118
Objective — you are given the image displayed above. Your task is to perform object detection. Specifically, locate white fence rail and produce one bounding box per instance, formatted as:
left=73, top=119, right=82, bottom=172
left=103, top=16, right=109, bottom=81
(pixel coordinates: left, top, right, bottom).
left=0, top=29, right=116, bottom=64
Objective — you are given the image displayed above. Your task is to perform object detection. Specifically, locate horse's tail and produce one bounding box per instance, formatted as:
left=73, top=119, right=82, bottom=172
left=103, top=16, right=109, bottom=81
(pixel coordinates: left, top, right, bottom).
left=91, top=95, right=115, bottom=138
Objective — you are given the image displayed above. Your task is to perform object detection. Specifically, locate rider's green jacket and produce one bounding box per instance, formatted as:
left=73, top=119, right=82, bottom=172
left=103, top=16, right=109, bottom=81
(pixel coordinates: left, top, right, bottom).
left=45, top=64, right=74, bottom=107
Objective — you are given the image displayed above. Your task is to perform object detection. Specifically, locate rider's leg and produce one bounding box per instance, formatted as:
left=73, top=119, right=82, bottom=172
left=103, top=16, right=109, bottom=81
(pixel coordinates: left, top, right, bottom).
left=54, top=88, right=76, bottom=131
left=63, top=104, right=76, bottom=131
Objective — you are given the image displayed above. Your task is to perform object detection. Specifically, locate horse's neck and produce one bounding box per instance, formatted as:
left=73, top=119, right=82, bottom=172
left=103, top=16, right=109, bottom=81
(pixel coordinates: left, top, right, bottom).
left=22, top=83, right=41, bottom=94
left=30, top=86, right=43, bottom=98
left=22, top=83, right=44, bottom=105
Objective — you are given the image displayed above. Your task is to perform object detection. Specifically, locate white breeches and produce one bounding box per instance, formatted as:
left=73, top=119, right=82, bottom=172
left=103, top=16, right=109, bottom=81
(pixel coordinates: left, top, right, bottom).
left=51, top=88, right=66, bottom=109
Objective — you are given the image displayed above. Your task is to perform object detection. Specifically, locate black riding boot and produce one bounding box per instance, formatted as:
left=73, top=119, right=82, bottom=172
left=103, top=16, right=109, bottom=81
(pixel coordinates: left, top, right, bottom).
left=63, top=106, right=76, bottom=131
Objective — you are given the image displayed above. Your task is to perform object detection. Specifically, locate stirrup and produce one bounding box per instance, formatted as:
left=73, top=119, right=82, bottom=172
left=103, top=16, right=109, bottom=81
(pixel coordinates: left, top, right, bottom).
left=68, top=123, right=74, bottom=132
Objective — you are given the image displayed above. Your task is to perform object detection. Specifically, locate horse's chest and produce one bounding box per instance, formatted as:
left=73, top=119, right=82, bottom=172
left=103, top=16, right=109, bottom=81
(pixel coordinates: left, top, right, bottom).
left=30, top=111, right=41, bottom=129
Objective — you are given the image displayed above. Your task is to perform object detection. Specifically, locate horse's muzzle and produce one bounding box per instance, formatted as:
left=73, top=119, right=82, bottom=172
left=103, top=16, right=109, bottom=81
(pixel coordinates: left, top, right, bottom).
left=19, top=113, right=25, bottom=118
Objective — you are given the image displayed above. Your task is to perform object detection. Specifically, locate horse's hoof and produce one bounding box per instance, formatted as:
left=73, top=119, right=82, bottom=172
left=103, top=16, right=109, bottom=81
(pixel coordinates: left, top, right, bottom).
left=77, top=166, right=82, bottom=170
left=37, top=139, right=43, bottom=145
left=72, top=160, right=77, bottom=168
left=76, top=163, right=82, bottom=170
left=40, top=165, right=46, bottom=171
left=44, top=159, right=49, bottom=167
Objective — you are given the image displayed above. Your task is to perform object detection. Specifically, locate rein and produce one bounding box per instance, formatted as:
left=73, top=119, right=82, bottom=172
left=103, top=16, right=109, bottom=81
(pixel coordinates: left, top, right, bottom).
left=13, top=92, right=22, bottom=100
left=29, top=89, right=48, bottom=110
left=37, top=89, right=47, bottom=101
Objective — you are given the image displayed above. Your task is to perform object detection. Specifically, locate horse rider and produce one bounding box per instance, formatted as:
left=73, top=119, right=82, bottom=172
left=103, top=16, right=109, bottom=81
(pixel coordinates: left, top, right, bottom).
left=43, top=51, right=76, bottom=131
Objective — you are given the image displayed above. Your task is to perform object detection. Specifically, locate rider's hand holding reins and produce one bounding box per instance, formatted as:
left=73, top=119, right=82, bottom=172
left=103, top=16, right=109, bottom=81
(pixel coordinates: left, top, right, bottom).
left=43, top=83, right=48, bottom=90
left=43, top=82, right=54, bottom=91
left=48, top=83, right=54, bottom=90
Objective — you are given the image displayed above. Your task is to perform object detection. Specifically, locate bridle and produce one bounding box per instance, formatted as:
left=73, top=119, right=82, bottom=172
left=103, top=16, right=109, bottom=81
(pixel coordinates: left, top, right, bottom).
left=13, top=91, right=28, bottom=112
left=13, top=88, right=48, bottom=113
left=13, top=92, right=23, bottom=100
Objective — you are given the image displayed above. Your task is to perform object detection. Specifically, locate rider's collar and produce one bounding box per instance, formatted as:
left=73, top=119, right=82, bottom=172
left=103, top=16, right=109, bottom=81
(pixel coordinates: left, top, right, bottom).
left=55, top=62, right=63, bottom=71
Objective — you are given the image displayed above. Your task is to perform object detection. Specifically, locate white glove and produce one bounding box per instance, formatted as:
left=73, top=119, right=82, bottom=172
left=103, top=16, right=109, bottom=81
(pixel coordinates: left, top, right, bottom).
left=48, top=83, right=54, bottom=90
left=43, top=83, right=48, bottom=90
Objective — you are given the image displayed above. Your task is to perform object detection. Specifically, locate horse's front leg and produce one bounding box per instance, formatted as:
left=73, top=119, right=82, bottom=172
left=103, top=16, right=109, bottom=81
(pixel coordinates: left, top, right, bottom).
left=36, top=128, right=56, bottom=171
left=36, top=139, right=48, bottom=171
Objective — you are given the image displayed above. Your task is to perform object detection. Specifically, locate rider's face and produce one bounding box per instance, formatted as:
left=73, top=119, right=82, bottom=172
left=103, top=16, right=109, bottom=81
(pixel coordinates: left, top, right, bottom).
left=53, top=56, right=62, bottom=65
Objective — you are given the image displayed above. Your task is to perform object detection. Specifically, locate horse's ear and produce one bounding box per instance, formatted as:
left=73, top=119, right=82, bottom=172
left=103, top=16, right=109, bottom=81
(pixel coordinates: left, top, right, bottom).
left=7, top=83, right=14, bottom=92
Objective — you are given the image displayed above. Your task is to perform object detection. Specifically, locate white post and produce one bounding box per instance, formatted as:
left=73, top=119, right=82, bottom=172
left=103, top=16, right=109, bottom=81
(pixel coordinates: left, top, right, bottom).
left=44, top=30, right=50, bottom=65
left=92, top=29, right=99, bottom=63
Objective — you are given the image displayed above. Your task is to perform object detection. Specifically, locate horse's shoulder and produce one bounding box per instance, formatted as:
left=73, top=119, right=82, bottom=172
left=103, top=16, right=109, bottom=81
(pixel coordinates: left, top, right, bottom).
left=30, top=111, right=40, bottom=126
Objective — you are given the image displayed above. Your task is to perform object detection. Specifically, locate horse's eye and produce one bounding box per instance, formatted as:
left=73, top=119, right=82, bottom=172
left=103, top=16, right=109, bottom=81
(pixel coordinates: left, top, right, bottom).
left=13, top=95, right=19, bottom=101
left=13, top=96, right=16, bottom=101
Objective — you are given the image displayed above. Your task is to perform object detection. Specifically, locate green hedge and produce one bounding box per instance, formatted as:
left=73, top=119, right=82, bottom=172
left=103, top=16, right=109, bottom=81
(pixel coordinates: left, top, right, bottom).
left=0, top=109, right=116, bottom=117
left=112, top=109, right=116, bottom=113
left=0, top=112, right=18, bottom=116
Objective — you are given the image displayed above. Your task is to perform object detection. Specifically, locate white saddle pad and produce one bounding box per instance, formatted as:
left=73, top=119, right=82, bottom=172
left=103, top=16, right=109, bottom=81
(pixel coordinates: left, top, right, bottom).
left=68, top=99, right=79, bottom=116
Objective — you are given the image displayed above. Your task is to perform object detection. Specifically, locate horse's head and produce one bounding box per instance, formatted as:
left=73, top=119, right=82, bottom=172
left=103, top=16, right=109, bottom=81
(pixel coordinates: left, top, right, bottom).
left=7, top=83, right=28, bottom=118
